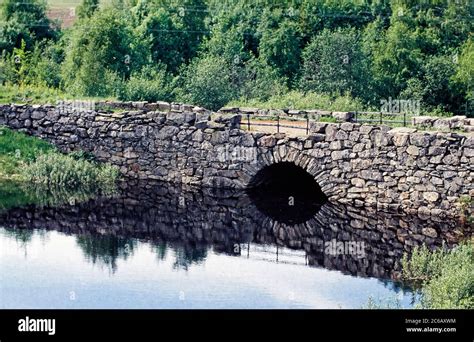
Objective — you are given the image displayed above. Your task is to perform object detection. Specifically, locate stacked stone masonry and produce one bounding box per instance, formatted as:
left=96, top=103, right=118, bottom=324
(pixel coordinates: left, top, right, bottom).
left=1, top=101, right=473, bottom=217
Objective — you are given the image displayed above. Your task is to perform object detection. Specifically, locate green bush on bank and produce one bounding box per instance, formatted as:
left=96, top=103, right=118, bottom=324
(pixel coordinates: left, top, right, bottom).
left=401, top=243, right=474, bottom=309
left=22, top=152, right=119, bottom=192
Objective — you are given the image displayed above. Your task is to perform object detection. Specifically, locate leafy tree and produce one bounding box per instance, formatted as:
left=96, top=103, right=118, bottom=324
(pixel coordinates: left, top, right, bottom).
left=11, top=39, right=32, bottom=85
left=257, top=9, right=302, bottom=81
left=368, top=10, right=423, bottom=100
left=61, top=8, right=138, bottom=96
left=297, top=0, right=391, bottom=42
left=134, top=0, right=207, bottom=74
left=453, top=38, right=474, bottom=111
left=0, top=0, right=58, bottom=52
left=239, top=58, right=287, bottom=102
left=77, top=0, right=100, bottom=20
left=176, top=54, right=237, bottom=110
left=299, top=28, right=369, bottom=100
left=422, top=55, right=458, bottom=110
left=1, top=0, right=472, bottom=116
left=0, top=18, right=30, bottom=52
left=25, top=40, right=65, bottom=88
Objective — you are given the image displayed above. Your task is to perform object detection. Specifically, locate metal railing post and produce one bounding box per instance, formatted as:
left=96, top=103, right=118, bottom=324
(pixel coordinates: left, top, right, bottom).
left=277, top=115, right=280, bottom=133
left=403, top=112, right=407, bottom=127
left=306, top=115, right=309, bottom=135
left=247, top=114, right=250, bottom=131
left=379, top=111, right=383, bottom=125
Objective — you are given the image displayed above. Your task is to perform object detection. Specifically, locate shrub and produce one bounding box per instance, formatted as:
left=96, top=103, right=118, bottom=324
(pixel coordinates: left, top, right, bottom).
left=61, top=8, right=138, bottom=97
left=176, top=55, right=237, bottom=110
left=402, top=243, right=474, bottom=309
left=299, top=28, right=370, bottom=100
left=239, top=59, right=288, bottom=102
left=23, top=152, right=119, bottom=192
left=117, top=65, right=173, bottom=102
left=26, top=40, right=65, bottom=88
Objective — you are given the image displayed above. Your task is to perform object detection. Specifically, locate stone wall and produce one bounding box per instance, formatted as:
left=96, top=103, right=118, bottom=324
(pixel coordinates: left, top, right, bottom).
left=1, top=102, right=473, bottom=217
left=219, top=106, right=354, bottom=122
left=412, top=115, right=474, bottom=132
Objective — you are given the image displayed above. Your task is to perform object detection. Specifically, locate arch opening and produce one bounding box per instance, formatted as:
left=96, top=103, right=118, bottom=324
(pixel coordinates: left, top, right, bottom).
left=246, top=162, right=327, bottom=224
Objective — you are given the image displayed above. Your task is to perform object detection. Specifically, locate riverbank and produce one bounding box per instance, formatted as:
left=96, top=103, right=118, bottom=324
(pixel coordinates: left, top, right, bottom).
left=0, top=126, right=119, bottom=210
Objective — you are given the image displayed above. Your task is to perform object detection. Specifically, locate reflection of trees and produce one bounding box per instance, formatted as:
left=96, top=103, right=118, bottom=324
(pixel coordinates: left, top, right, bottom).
left=151, top=240, right=209, bottom=271
left=75, top=234, right=136, bottom=273
left=378, top=277, right=415, bottom=297
left=172, top=244, right=208, bottom=271
left=377, top=278, right=420, bottom=307
left=2, top=227, right=34, bottom=245
left=0, top=227, right=48, bottom=257
left=154, top=241, right=168, bottom=261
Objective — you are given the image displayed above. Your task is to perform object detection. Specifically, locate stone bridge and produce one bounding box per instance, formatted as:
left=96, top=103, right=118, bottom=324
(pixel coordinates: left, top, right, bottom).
left=1, top=101, right=473, bottom=217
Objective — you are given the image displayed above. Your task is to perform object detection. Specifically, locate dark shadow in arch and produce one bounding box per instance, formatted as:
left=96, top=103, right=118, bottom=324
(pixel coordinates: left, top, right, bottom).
left=246, top=162, right=328, bottom=224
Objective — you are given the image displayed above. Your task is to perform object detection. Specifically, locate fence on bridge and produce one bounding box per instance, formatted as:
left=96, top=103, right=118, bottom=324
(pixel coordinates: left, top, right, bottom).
left=353, top=111, right=413, bottom=126
left=239, top=110, right=415, bottom=135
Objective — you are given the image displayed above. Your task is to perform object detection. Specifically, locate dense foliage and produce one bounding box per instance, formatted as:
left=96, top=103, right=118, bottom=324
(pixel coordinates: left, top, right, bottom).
left=0, top=0, right=472, bottom=115
left=0, top=126, right=119, bottom=193
left=402, top=243, right=474, bottom=309
left=23, top=152, right=119, bottom=192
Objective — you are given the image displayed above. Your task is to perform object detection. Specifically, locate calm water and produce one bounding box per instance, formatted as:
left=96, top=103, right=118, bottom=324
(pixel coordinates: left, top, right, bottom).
left=1, top=180, right=456, bottom=309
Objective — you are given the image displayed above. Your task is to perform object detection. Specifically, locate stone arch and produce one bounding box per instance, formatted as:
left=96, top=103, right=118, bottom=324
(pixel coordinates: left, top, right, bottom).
left=242, top=145, right=332, bottom=200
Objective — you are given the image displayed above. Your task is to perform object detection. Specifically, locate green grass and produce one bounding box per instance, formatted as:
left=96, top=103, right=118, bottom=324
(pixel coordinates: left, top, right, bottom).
left=228, top=91, right=371, bottom=112
left=0, top=126, right=119, bottom=210
left=0, top=84, right=114, bottom=105
left=0, top=125, right=54, bottom=180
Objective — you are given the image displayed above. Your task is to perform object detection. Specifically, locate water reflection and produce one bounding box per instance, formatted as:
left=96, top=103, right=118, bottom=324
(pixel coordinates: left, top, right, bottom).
left=0, top=180, right=117, bottom=212
left=0, top=180, right=464, bottom=280
left=75, top=234, right=136, bottom=273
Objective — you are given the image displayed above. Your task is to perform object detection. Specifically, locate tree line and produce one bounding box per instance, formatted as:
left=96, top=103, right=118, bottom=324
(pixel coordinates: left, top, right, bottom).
left=0, top=0, right=472, bottom=115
